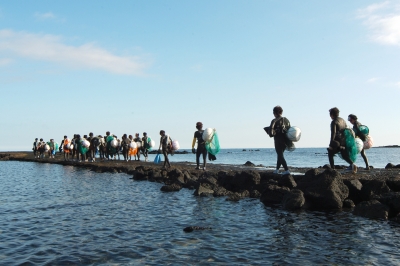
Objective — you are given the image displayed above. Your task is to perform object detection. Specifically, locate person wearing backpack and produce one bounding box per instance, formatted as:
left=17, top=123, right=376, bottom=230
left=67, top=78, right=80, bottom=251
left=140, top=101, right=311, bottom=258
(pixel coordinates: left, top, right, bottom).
left=348, top=114, right=370, bottom=170
left=267, top=106, right=291, bottom=175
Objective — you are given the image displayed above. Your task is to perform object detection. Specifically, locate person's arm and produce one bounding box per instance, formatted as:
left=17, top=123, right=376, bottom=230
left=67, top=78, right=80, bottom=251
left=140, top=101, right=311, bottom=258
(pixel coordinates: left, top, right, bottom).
left=330, top=121, right=336, bottom=142
left=192, top=137, right=196, bottom=153
left=268, top=119, right=275, bottom=137
left=158, top=137, right=162, bottom=151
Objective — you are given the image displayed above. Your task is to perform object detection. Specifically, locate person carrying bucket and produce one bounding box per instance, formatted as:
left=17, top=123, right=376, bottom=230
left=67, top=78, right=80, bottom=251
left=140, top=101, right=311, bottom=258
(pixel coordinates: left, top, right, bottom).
left=192, top=122, right=207, bottom=171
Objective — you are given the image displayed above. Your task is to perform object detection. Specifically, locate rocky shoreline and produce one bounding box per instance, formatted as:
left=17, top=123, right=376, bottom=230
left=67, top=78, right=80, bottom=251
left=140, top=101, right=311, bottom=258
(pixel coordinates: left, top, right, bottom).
left=1, top=152, right=400, bottom=223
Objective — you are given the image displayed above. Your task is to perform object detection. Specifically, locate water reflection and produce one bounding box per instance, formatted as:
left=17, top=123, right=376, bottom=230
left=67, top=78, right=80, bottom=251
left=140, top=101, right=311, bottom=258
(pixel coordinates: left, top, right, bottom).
left=0, top=161, right=400, bottom=265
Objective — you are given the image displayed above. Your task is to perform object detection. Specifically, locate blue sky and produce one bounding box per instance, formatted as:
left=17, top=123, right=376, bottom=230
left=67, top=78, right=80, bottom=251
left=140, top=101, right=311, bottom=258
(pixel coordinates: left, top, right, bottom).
left=1, top=0, right=400, bottom=150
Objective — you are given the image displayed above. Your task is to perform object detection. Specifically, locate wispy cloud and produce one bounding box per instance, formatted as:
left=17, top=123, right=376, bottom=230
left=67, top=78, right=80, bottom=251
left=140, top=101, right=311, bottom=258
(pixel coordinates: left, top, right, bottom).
left=358, top=1, right=400, bottom=46
left=34, top=12, right=56, bottom=20
left=367, top=77, right=379, bottom=83
left=0, top=29, right=149, bottom=75
left=0, top=58, right=12, bottom=66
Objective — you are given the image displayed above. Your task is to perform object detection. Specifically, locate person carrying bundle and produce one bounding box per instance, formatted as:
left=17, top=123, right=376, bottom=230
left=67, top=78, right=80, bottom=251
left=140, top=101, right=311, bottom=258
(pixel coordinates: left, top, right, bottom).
left=266, top=106, right=291, bottom=175
left=121, top=134, right=131, bottom=162
left=348, top=114, right=370, bottom=170
left=192, top=122, right=207, bottom=171
left=33, top=138, right=39, bottom=158
left=62, top=136, right=72, bottom=161
left=158, top=130, right=172, bottom=169
left=327, top=107, right=357, bottom=173
left=133, top=133, right=142, bottom=161
left=142, top=132, right=151, bottom=162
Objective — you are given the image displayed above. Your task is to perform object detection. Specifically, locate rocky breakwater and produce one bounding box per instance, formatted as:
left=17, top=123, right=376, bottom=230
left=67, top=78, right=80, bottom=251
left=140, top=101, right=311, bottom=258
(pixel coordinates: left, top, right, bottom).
left=131, top=166, right=400, bottom=222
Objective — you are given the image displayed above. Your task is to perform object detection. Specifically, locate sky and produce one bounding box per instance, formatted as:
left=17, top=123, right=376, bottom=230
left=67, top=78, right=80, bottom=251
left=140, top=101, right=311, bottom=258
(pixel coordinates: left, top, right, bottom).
left=1, top=0, right=400, bottom=150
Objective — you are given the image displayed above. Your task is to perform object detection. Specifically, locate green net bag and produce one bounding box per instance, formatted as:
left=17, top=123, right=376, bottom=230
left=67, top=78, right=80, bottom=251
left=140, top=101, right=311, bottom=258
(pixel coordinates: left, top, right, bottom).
left=205, top=131, right=220, bottom=155
left=343, top=128, right=358, bottom=163
left=358, top=125, right=369, bottom=136
left=106, top=136, right=117, bottom=155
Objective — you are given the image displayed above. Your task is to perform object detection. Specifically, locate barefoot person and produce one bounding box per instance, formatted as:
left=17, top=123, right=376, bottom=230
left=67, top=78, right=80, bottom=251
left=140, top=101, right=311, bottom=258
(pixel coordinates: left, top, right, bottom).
left=327, top=107, right=357, bottom=173
left=158, top=130, right=172, bottom=169
left=192, top=122, right=207, bottom=170
left=348, top=114, right=370, bottom=170
left=267, top=106, right=291, bottom=175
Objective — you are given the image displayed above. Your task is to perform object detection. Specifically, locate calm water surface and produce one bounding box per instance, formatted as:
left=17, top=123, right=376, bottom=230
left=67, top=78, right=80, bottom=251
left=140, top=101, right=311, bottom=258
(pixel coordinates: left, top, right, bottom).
left=1, top=161, right=400, bottom=265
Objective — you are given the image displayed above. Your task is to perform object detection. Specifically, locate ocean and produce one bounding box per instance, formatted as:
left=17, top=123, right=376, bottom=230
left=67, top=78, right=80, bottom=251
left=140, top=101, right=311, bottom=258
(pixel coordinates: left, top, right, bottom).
left=150, top=147, right=400, bottom=169
left=1, top=160, right=400, bottom=265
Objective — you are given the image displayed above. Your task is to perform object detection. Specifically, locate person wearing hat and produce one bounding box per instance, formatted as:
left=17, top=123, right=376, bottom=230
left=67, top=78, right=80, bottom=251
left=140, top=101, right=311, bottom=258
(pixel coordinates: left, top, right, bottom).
left=192, top=122, right=207, bottom=170
left=348, top=114, right=370, bottom=170
left=142, top=132, right=150, bottom=162
left=33, top=138, right=40, bottom=158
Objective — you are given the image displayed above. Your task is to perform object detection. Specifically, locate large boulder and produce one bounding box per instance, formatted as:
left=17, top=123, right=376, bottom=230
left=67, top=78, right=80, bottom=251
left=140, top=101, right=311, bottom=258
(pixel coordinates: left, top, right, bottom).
left=132, top=168, right=148, bottom=181
left=278, top=175, right=297, bottom=189
left=260, top=185, right=290, bottom=205
left=353, top=200, right=389, bottom=220
left=386, top=178, right=400, bottom=192
left=360, top=180, right=391, bottom=201
left=167, top=169, right=186, bottom=185
left=296, top=168, right=348, bottom=209
left=220, top=170, right=260, bottom=192
left=343, top=179, right=363, bottom=204
left=374, top=192, right=400, bottom=216
left=282, top=189, right=305, bottom=210
left=194, top=184, right=214, bottom=197
left=385, top=163, right=395, bottom=169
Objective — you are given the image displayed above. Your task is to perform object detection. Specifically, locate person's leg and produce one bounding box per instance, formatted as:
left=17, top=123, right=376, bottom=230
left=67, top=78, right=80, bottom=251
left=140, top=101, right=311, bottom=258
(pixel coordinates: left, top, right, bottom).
left=202, top=147, right=207, bottom=169
left=163, top=149, right=170, bottom=168
left=360, top=149, right=369, bottom=169
left=195, top=148, right=201, bottom=169
left=275, top=140, right=287, bottom=171
left=144, top=148, right=148, bottom=161
left=328, top=149, right=336, bottom=169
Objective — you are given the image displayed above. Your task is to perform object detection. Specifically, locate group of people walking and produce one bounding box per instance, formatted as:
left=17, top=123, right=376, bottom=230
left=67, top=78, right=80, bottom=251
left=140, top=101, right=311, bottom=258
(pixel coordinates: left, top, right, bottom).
left=268, top=106, right=370, bottom=174
left=33, top=108, right=369, bottom=174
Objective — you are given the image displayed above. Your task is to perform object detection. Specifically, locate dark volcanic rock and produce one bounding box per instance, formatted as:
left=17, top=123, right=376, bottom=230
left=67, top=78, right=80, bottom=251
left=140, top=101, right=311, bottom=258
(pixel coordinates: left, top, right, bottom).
left=278, top=175, right=297, bottom=189
left=220, top=170, right=260, bottom=192
left=183, top=226, right=212, bottom=233
left=385, top=163, right=395, bottom=169
left=244, top=161, right=255, bottom=167
left=353, top=200, right=389, bottom=220
left=260, top=185, right=290, bottom=205
left=386, top=178, right=400, bottom=192
left=194, top=184, right=214, bottom=196
left=167, top=169, right=185, bottom=185
left=374, top=192, right=400, bottom=215
left=360, top=180, right=391, bottom=201
left=213, top=187, right=229, bottom=197
left=249, top=190, right=261, bottom=198
left=296, top=168, right=349, bottom=209
left=132, top=168, right=148, bottom=181
left=343, top=199, right=355, bottom=208
left=343, top=179, right=363, bottom=204
left=305, top=169, right=320, bottom=178
left=282, top=189, right=305, bottom=210
left=160, top=183, right=182, bottom=192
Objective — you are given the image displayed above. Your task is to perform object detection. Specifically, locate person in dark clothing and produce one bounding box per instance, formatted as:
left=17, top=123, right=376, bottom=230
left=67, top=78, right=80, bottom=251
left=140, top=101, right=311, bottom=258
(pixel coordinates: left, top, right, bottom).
left=142, top=132, right=150, bottom=162
left=348, top=114, right=370, bottom=170
left=192, top=122, right=207, bottom=170
left=158, top=130, right=172, bottom=169
left=267, top=106, right=291, bottom=175
left=327, top=107, right=357, bottom=173
left=121, top=134, right=131, bottom=162
left=33, top=138, right=39, bottom=158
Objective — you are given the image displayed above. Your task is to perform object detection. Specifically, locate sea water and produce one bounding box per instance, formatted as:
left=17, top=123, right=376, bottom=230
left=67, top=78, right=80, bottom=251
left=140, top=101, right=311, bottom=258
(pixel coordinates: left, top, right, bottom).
left=1, top=161, right=400, bottom=265
left=149, top=147, right=400, bottom=168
